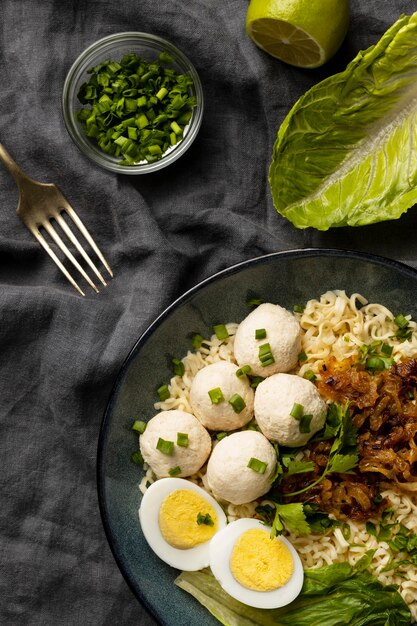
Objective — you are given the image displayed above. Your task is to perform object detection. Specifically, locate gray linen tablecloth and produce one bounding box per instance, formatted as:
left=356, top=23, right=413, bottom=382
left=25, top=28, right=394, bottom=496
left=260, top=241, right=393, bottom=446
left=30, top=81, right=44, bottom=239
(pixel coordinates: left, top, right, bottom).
left=1, top=1, right=416, bottom=624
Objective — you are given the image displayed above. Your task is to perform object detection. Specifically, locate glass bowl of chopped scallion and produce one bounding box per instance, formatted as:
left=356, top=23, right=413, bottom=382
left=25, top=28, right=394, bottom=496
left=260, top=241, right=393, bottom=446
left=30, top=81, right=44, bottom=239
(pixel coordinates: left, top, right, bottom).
left=62, top=32, right=204, bottom=174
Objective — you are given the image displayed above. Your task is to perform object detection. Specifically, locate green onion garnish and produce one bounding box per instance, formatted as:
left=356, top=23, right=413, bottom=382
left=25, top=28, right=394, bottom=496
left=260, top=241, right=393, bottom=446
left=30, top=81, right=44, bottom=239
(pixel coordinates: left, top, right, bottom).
left=208, top=387, right=225, bottom=404
left=169, top=466, right=181, bottom=476
left=177, top=432, right=189, bottom=447
left=157, top=384, right=170, bottom=401
left=131, top=450, right=144, bottom=464
left=246, top=297, right=263, bottom=308
left=298, top=351, right=308, bottom=362
left=228, top=393, right=246, bottom=413
left=247, top=457, right=267, bottom=474
left=236, top=365, right=252, bottom=378
left=293, top=304, right=305, bottom=314
left=258, top=343, right=275, bottom=367
left=381, top=343, right=393, bottom=356
left=255, top=328, right=267, bottom=340
left=304, top=370, right=317, bottom=382
left=216, top=432, right=227, bottom=441
left=192, top=333, right=204, bottom=349
left=156, top=438, right=174, bottom=455
left=250, top=376, right=264, bottom=388
left=172, top=358, right=185, bottom=377
left=132, top=420, right=147, bottom=434
left=76, top=52, right=197, bottom=166
left=290, top=402, right=304, bottom=419
left=213, top=324, right=229, bottom=340
left=197, top=512, right=215, bottom=526
left=299, top=414, right=313, bottom=433
left=365, top=356, right=386, bottom=372
left=394, top=313, right=409, bottom=329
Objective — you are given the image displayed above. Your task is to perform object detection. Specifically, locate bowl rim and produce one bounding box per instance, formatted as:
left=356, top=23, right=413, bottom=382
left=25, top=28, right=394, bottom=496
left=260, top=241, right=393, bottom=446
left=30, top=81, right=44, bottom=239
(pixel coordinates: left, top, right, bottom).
left=62, top=31, right=204, bottom=175
left=96, top=247, right=417, bottom=623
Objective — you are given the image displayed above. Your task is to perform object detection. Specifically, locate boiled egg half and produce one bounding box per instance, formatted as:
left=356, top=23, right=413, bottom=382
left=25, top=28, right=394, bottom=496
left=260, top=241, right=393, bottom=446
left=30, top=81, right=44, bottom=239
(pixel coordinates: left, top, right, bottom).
left=139, top=477, right=227, bottom=570
left=209, top=518, right=304, bottom=608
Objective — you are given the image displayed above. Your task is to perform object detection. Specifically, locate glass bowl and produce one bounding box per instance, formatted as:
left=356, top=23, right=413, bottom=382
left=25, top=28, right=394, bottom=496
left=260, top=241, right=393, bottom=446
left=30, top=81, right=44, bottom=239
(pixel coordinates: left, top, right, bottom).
left=62, top=32, right=204, bottom=175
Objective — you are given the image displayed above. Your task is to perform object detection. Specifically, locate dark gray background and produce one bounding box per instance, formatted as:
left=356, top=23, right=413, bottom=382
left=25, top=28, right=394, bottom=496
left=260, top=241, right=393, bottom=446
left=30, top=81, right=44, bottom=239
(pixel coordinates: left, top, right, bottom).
left=1, top=1, right=415, bottom=624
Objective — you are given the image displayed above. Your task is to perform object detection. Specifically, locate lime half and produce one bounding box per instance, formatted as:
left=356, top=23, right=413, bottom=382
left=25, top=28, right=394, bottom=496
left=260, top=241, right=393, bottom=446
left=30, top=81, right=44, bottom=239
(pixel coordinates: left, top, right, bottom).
left=246, top=0, right=350, bottom=68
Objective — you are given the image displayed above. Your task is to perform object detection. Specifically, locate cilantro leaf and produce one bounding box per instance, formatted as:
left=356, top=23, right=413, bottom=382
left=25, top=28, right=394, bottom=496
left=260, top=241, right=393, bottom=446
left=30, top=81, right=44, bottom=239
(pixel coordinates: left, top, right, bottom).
left=275, top=503, right=311, bottom=536
left=285, top=460, right=315, bottom=476
left=328, top=453, right=359, bottom=474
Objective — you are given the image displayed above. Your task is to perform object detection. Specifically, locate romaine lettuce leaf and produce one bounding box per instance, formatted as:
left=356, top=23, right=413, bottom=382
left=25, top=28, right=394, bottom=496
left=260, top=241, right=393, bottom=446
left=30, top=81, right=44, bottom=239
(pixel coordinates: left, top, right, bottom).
left=175, top=563, right=412, bottom=626
left=269, top=13, right=417, bottom=230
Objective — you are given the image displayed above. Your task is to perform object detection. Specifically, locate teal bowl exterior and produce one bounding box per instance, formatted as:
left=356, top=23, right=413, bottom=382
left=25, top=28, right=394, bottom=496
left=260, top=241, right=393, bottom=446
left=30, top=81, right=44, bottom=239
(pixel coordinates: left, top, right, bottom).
left=97, top=248, right=417, bottom=626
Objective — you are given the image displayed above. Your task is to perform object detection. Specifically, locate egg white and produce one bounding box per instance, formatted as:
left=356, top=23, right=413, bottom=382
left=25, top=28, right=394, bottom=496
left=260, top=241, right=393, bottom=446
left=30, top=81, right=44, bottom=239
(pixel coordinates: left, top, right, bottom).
left=139, top=477, right=227, bottom=571
left=209, top=518, right=304, bottom=608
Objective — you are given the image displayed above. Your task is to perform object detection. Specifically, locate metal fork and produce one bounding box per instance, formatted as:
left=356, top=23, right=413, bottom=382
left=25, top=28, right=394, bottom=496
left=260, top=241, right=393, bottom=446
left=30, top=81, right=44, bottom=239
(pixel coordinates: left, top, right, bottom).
left=0, top=142, right=113, bottom=296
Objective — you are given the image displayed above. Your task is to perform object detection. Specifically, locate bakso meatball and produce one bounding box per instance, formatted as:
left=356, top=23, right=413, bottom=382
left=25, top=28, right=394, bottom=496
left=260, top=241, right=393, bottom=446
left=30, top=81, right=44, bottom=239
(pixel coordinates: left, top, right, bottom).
left=233, top=303, right=302, bottom=377
left=140, top=410, right=211, bottom=478
left=206, top=430, right=276, bottom=505
left=254, top=373, right=327, bottom=447
left=190, top=361, right=254, bottom=431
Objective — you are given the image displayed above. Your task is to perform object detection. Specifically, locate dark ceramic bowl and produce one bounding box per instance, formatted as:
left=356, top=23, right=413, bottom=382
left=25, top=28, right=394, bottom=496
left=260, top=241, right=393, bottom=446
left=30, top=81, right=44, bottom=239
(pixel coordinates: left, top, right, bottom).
left=97, top=248, right=417, bottom=626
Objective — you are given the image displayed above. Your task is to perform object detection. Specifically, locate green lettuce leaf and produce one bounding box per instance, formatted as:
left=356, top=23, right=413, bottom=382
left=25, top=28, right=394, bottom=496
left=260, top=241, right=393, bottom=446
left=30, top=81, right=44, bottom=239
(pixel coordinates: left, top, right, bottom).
left=175, top=563, right=412, bottom=626
left=269, top=12, right=417, bottom=230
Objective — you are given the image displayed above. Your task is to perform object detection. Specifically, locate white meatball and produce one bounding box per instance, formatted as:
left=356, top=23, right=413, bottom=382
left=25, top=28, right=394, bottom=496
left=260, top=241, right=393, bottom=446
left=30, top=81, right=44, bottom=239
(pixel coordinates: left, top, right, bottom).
left=190, top=361, right=254, bottom=431
left=254, top=373, right=327, bottom=447
left=234, top=303, right=301, bottom=377
left=140, top=410, right=211, bottom=478
left=206, top=431, right=276, bottom=505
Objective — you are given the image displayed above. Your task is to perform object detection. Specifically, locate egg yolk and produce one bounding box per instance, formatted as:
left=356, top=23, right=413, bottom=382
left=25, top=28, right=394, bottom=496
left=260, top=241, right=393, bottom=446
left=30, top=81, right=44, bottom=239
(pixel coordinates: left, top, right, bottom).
left=159, top=489, right=218, bottom=549
left=230, top=528, right=294, bottom=591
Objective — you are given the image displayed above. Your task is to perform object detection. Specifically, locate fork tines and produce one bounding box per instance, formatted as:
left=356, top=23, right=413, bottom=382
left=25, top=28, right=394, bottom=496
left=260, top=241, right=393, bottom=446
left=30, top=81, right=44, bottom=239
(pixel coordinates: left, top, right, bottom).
left=30, top=203, right=113, bottom=297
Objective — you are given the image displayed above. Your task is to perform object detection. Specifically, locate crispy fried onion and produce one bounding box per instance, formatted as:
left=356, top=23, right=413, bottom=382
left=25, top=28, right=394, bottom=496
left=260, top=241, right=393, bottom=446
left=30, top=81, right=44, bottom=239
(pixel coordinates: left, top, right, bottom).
left=282, top=357, right=417, bottom=521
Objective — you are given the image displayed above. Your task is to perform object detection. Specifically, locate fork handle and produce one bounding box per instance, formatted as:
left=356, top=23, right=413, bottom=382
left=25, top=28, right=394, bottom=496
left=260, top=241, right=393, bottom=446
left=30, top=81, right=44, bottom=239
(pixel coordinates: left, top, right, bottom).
left=0, top=142, right=33, bottom=187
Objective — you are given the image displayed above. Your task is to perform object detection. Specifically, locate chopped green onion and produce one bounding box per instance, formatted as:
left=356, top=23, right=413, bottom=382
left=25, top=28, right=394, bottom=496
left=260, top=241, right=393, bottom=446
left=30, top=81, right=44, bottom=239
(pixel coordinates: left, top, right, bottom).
left=247, top=457, right=267, bottom=474
left=258, top=343, right=275, bottom=367
left=177, top=432, right=189, bottom=447
left=246, top=297, right=263, bottom=308
left=365, top=356, right=386, bottom=372
left=170, top=120, right=182, bottom=135
left=156, top=438, right=174, bottom=455
left=304, top=370, right=317, bottom=382
left=236, top=365, right=252, bottom=378
left=381, top=343, right=393, bottom=356
left=255, top=328, right=267, bottom=340
left=172, top=357, right=185, bottom=377
left=216, top=431, right=228, bottom=441
left=298, top=351, right=308, bottom=362
left=76, top=52, right=197, bottom=166
left=157, top=384, right=170, bottom=401
left=299, top=414, right=313, bottom=433
left=131, top=450, right=144, bottom=464
left=169, top=466, right=182, bottom=476
left=208, top=387, right=224, bottom=404
left=290, top=402, right=304, bottom=419
left=213, top=324, right=229, bottom=340
left=132, top=420, right=147, bottom=434
left=197, top=512, right=215, bottom=526
left=394, top=313, right=409, bottom=329
left=228, top=393, right=246, bottom=413
left=250, top=376, right=264, bottom=388
left=293, top=304, right=305, bottom=314
left=192, top=333, right=204, bottom=349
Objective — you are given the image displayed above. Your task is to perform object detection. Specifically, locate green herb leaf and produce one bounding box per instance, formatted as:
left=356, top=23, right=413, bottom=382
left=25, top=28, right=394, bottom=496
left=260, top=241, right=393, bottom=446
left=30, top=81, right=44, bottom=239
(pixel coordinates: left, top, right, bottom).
left=285, top=460, right=315, bottom=476
left=273, top=503, right=311, bottom=537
